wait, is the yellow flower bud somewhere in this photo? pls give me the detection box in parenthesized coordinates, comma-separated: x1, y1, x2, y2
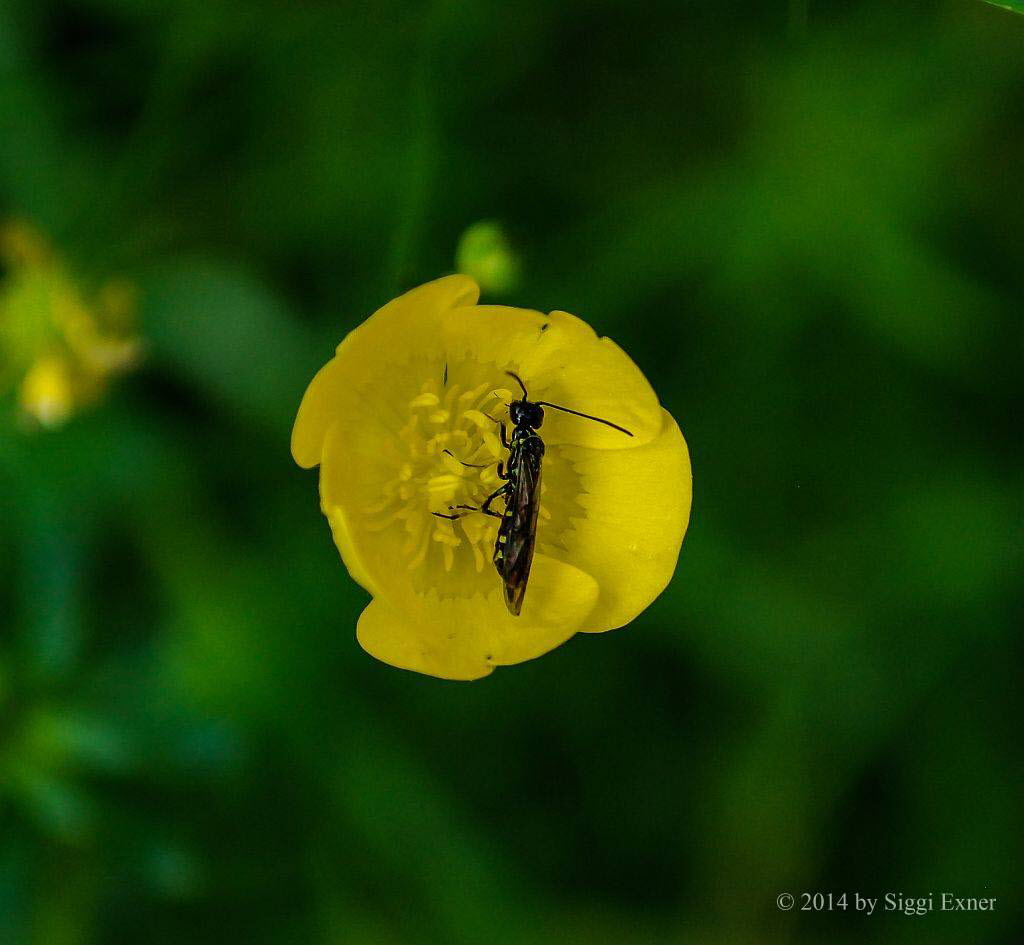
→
(455, 221, 521, 295)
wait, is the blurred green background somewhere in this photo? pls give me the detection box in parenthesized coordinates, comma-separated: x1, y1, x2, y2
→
(1, 1, 1021, 943)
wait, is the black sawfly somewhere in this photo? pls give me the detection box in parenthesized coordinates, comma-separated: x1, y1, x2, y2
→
(435, 371, 632, 615)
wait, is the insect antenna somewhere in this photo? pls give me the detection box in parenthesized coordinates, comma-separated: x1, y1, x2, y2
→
(504, 369, 632, 435)
(505, 370, 529, 398)
(533, 401, 633, 436)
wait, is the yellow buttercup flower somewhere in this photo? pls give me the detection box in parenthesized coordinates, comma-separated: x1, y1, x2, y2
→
(292, 276, 691, 680)
(0, 221, 140, 429)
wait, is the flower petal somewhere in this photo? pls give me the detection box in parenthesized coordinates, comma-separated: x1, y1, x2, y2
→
(317, 415, 407, 597)
(440, 305, 662, 448)
(291, 275, 480, 468)
(557, 408, 691, 633)
(322, 496, 381, 598)
(355, 552, 599, 680)
(291, 357, 346, 468)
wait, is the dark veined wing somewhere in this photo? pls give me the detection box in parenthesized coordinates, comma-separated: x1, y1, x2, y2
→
(499, 443, 543, 616)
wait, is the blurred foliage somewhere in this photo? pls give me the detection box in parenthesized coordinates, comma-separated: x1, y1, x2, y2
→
(1, 1, 1022, 944)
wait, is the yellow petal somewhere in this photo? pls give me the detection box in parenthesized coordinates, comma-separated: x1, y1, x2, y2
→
(291, 275, 480, 468)
(317, 415, 406, 597)
(323, 498, 382, 598)
(291, 356, 346, 468)
(440, 305, 662, 448)
(355, 552, 599, 680)
(557, 408, 691, 633)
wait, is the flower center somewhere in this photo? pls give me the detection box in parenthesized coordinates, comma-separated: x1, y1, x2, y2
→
(359, 363, 579, 594)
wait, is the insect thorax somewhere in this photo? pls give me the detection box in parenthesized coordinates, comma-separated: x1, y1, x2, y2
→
(510, 427, 545, 453)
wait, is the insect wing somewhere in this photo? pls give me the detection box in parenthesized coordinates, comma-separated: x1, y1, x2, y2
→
(500, 445, 542, 615)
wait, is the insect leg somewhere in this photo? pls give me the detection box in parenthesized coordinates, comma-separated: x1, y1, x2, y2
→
(479, 484, 509, 518)
(442, 448, 492, 469)
(433, 504, 484, 521)
(482, 413, 512, 449)
(433, 506, 502, 521)
(432, 484, 507, 522)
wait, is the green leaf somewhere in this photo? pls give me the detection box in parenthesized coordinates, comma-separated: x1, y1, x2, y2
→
(140, 260, 319, 434)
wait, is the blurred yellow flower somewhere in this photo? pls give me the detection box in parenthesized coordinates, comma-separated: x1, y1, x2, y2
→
(0, 221, 140, 429)
(292, 276, 691, 680)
